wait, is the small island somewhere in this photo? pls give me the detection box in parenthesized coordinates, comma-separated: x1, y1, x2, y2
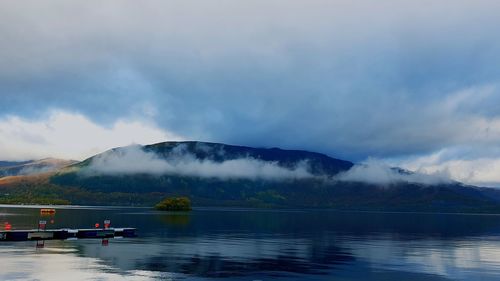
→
(155, 196, 192, 211)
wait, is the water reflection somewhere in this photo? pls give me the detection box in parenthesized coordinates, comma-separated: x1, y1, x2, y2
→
(2, 206, 500, 280)
(132, 237, 353, 278)
(157, 213, 191, 226)
(0, 244, 182, 281)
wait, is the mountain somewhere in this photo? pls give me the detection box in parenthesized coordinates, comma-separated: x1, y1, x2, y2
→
(41, 141, 500, 212)
(0, 158, 77, 177)
(74, 141, 354, 175)
(0, 161, 31, 167)
(1, 141, 500, 212)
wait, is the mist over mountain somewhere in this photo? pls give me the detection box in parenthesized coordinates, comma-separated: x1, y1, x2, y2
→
(37, 141, 500, 212)
(76, 142, 353, 180)
(0, 158, 77, 177)
(1, 141, 499, 212)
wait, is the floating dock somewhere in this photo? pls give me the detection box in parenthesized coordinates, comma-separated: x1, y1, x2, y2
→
(0, 228, 137, 241)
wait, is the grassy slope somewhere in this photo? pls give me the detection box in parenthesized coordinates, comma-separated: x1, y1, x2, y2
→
(50, 170, 500, 212)
(0, 173, 163, 206)
(2, 171, 500, 213)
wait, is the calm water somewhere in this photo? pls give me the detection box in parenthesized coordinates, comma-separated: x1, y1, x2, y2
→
(2, 205, 500, 280)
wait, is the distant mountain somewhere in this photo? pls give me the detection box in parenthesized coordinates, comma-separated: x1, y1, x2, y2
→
(0, 158, 77, 177)
(0, 161, 31, 168)
(44, 141, 500, 212)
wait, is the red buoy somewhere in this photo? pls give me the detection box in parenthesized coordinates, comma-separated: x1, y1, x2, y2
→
(94, 223, 100, 228)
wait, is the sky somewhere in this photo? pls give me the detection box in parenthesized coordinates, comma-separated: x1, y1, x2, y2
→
(1, 0, 500, 186)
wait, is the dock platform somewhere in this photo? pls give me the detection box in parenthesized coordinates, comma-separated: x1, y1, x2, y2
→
(0, 228, 137, 241)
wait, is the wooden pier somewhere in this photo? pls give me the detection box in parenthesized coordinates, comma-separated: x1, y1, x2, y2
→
(0, 228, 137, 241)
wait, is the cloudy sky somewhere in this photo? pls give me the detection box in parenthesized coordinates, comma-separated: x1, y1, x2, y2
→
(1, 0, 500, 186)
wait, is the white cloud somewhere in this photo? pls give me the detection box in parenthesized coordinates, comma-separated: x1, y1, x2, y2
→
(0, 110, 181, 161)
(1, 0, 500, 163)
(336, 159, 450, 185)
(82, 145, 315, 180)
(394, 149, 500, 187)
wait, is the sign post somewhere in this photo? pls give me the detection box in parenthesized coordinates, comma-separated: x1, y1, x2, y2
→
(38, 220, 47, 231)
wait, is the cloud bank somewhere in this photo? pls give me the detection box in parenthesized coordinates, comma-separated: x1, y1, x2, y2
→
(2, 1, 500, 185)
(393, 148, 500, 188)
(0, 111, 180, 161)
(335, 159, 451, 186)
(2, 1, 500, 161)
(82, 145, 315, 180)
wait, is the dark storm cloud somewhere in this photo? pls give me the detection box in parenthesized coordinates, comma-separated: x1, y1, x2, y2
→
(2, 0, 500, 162)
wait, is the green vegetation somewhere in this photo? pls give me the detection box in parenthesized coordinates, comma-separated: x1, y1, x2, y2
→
(49, 170, 500, 212)
(5, 172, 500, 213)
(0, 196, 70, 205)
(0, 174, 167, 206)
(2, 171, 500, 214)
(155, 197, 192, 211)
(246, 190, 287, 208)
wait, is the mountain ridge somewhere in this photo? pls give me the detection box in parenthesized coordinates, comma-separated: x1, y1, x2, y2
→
(48, 141, 500, 212)
(0, 158, 77, 178)
(2, 141, 500, 213)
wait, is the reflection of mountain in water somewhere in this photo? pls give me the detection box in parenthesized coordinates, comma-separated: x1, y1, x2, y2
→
(134, 238, 354, 278)
(74, 235, 355, 278)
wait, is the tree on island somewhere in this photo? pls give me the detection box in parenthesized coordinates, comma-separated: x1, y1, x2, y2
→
(155, 196, 192, 211)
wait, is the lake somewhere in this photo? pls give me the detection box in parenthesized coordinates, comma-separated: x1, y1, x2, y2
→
(1, 205, 500, 280)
